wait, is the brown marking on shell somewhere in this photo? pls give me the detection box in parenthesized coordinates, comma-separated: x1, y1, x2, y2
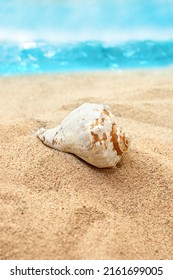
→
(52, 139, 57, 146)
(110, 123, 123, 156)
(103, 108, 110, 116)
(100, 118, 105, 126)
(90, 131, 108, 149)
(120, 133, 128, 150)
(102, 132, 107, 141)
(91, 117, 105, 129)
(125, 137, 129, 147)
(90, 118, 99, 129)
(119, 127, 128, 151)
(102, 132, 108, 149)
(43, 136, 45, 142)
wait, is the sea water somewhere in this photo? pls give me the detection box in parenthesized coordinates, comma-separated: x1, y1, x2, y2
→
(0, 0, 173, 75)
(0, 40, 173, 75)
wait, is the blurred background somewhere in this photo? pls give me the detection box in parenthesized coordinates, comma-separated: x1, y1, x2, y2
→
(0, 0, 173, 74)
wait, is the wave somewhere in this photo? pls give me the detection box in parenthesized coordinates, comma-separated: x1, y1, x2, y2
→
(1, 28, 173, 43)
(0, 40, 173, 75)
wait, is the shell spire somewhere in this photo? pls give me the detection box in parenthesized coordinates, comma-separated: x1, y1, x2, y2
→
(36, 103, 129, 168)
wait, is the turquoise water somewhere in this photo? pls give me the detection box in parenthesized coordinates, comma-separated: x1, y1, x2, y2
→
(1, 40, 173, 75)
(0, 0, 173, 75)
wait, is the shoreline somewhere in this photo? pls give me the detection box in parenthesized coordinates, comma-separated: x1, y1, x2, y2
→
(1, 65, 173, 77)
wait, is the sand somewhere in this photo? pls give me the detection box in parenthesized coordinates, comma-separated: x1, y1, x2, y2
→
(0, 69, 173, 260)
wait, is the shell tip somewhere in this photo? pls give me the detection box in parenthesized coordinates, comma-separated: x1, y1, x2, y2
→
(35, 127, 46, 139)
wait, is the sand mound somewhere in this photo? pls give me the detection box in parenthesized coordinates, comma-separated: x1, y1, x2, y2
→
(0, 70, 173, 259)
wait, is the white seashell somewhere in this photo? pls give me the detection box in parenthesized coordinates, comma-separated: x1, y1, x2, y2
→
(36, 103, 129, 168)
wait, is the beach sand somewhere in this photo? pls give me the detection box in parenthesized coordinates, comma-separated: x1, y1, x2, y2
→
(0, 69, 173, 260)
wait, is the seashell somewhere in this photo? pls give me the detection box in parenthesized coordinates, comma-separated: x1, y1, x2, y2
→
(36, 103, 129, 168)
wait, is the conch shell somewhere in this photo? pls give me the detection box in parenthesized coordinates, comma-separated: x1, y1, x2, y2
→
(36, 103, 129, 168)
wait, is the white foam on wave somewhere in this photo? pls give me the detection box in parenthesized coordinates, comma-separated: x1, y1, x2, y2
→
(1, 27, 173, 44)
(44, 51, 56, 58)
